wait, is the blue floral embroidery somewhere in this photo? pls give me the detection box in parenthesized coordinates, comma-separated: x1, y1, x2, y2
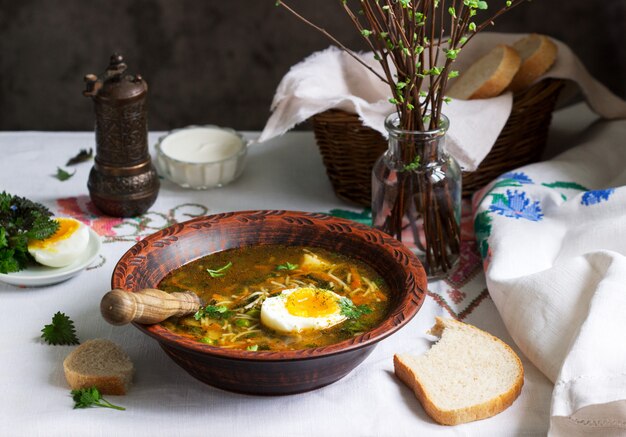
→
(500, 172, 534, 185)
(581, 189, 614, 206)
(489, 190, 544, 221)
(475, 177, 543, 261)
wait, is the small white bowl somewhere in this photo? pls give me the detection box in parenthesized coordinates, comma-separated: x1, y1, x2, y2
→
(155, 125, 248, 189)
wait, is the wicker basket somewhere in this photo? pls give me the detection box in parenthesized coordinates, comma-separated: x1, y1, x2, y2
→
(312, 79, 564, 205)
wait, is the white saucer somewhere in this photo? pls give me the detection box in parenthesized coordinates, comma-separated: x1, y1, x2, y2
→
(0, 228, 102, 287)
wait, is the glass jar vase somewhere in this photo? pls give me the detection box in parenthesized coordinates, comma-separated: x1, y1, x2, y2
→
(372, 113, 462, 279)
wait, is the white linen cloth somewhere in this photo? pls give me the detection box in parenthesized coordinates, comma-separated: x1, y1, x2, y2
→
(473, 119, 626, 436)
(0, 130, 555, 436)
(260, 32, 626, 171)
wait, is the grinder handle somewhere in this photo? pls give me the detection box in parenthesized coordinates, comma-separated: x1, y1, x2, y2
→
(100, 288, 202, 326)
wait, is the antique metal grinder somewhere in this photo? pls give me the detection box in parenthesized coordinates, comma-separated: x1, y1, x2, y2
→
(83, 54, 159, 217)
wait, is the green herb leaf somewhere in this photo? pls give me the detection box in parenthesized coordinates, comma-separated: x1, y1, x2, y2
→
(339, 297, 373, 320)
(54, 167, 76, 182)
(246, 344, 259, 351)
(235, 318, 251, 327)
(194, 305, 233, 321)
(41, 312, 79, 345)
(276, 262, 298, 271)
(341, 319, 368, 336)
(0, 248, 20, 273)
(66, 148, 93, 166)
(0, 227, 7, 249)
(71, 387, 125, 411)
(245, 308, 261, 318)
(206, 261, 232, 278)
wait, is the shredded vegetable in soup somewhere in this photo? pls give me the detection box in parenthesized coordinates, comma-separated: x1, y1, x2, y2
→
(159, 245, 390, 351)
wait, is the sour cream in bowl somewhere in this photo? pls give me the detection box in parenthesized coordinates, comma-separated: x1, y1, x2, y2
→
(155, 125, 248, 189)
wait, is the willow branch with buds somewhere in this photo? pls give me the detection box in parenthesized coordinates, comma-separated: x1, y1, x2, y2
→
(276, 0, 527, 130)
(276, 0, 528, 276)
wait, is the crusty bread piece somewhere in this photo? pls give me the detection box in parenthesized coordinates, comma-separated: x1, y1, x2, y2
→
(508, 34, 558, 93)
(446, 45, 521, 100)
(394, 317, 524, 426)
(63, 339, 134, 395)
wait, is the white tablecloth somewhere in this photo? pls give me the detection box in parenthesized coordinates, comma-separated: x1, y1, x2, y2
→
(0, 106, 594, 436)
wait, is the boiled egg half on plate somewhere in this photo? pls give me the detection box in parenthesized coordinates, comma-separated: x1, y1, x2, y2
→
(28, 217, 90, 268)
(260, 287, 348, 333)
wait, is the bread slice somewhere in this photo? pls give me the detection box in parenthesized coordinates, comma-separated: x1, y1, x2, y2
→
(63, 339, 134, 395)
(509, 34, 558, 93)
(394, 317, 523, 425)
(446, 45, 521, 100)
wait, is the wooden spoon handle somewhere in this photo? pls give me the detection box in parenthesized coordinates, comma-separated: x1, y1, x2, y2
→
(100, 288, 202, 326)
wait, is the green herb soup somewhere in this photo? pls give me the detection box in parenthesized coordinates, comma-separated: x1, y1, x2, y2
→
(159, 245, 390, 351)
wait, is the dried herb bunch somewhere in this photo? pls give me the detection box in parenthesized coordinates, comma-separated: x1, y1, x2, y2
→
(277, 0, 526, 275)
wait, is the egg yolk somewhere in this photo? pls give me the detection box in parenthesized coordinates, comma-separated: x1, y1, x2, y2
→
(28, 218, 80, 249)
(285, 288, 339, 318)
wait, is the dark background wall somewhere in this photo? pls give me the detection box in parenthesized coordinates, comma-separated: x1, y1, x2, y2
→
(0, 0, 624, 131)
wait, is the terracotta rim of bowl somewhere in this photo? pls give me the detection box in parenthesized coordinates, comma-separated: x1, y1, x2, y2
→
(111, 210, 427, 361)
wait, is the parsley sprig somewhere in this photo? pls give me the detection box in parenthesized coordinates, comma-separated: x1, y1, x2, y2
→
(341, 320, 368, 336)
(339, 298, 373, 320)
(194, 305, 233, 321)
(206, 261, 232, 278)
(71, 387, 125, 411)
(276, 262, 298, 271)
(41, 312, 79, 345)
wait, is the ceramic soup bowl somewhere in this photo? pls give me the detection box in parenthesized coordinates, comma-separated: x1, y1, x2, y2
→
(111, 210, 426, 395)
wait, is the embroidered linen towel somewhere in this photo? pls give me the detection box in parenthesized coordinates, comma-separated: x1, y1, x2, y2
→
(474, 119, 626, 436)
(260, 32, 626, 171)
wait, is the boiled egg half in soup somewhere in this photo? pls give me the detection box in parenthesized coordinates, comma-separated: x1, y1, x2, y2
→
(260, 287, 348, 333)
(28, 217, 89, 268)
